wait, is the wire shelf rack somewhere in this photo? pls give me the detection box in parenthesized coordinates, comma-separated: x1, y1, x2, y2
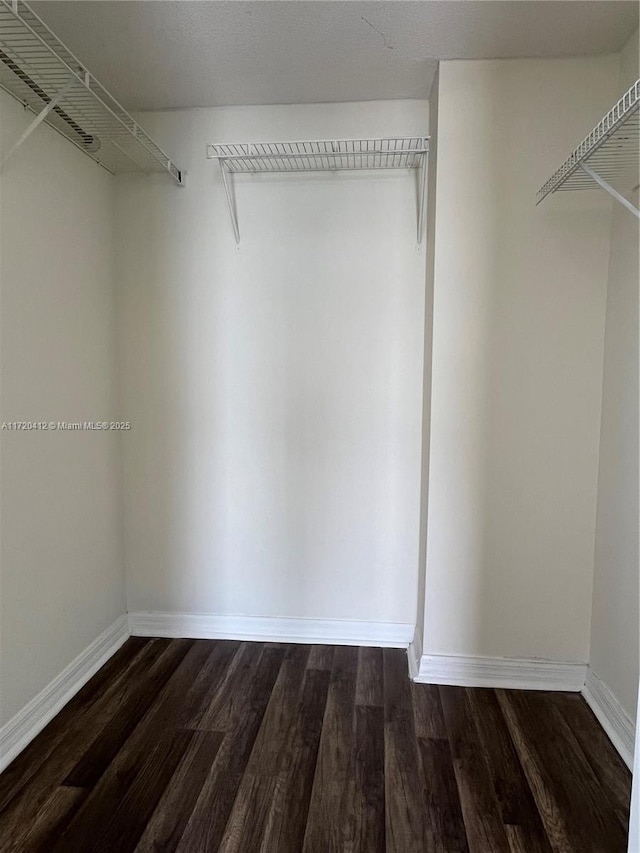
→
(0, 0, 183, 183)
(537, 80, 639, 217)
(207, 137, 430, 244)
(207, 137, 428, 173)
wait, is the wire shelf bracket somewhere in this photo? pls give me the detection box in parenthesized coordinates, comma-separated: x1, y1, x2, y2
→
(0, 0, 184, 183)
(1, 73, 75, 167)
(207, 137, 430, 245)
(537, 80, 639, 219)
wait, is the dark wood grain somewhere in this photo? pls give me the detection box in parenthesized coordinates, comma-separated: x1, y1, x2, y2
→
(63, 639, 194, 787)
(0, 638, 170, 851)
(383, 647, 429, 853)
(80, 730, 194, 853)
(191, 641, 264, 732)
(0, 636, 151, 816)
(212, 645, 311, 853)
(19, 786, 86, 853)
(0, 636, 149, 813)
(532, 690, 623, 849)
(175, 640, 241, 730)
(412, 682, 446, 739)
(302, 645, 359, 853)
(497, 689, 629, 852)
(134, 731, 224, 853)
(497, 688, 578, 853)
(175, 645, 286, 853)
(549, 691, 631, 826)
(258, 666, 331, 853)
(48, 641, 222, 851)
(439, 686, 512, 853)
(218, 773, 282, 853)
(0, 638, 631, 853)
(244, 644, 311, 776)
(417, 737, 469, 853)
(466, 688, 552, 852)
(350, 704, 385, 852)
(306, 645, 334, 671)
(355, 646, 384, 707)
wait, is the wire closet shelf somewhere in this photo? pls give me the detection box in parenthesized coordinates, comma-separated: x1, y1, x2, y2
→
(207, 137, 430, 244)
(207, 137, 429, 172)
(0, 0, 183, 182)
(537, 79, 639, 218)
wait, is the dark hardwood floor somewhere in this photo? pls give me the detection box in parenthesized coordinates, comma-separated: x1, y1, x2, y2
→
(0, 638, 631, 852)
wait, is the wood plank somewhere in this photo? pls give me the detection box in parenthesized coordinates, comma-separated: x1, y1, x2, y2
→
(175, 645, 286, 852)
(466, 688, 551, 852)
(218, 774, 282, 853)
(193, 642, 265, 732)
(439, 687, 511, 853)
(179, 640, 242, 730)
(347, 704, 385, 853)
(59, 730, 194, 852)
(42, 640, 234, 851)
(355, 647, 383, 708)
(245, 644, 311, 776)
(63, 639, 194, 787)
(497, 689, 628, 853)
(0, 637, 149, 814)
(0, 639, 174, 851)
(412, 683, 447, 739)
(549, 692, 631, 826)
(383, 647, 430, 853)
(527, 691, 629, 848)
(302, 645, 359, 853)
(143, 639, 239, 734)
(211, 645, 311, 853)
(505, 823, 546, 853)
(16, 785, 86, 852)
(134, 731, 224, 853)
(417, 737, 469, 853)
(307, 645, 334, 671)
(496, 689, 579, 853)
(258, 666, 331, 853)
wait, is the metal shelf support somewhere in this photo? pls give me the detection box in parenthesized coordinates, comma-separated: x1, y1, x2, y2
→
(1, 75, 76, 168)
(417, 149, 429, 244)
(580, 163, 639, 219)
(219, 161, 240, 245)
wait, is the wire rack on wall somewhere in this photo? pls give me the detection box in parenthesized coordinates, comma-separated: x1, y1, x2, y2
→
(537, 79, 639, 218)
(207, 137, 430, 244)
(0, 0, 183, 183)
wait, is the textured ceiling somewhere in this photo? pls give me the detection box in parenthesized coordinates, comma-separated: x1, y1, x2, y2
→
(30, 1, 639, 110)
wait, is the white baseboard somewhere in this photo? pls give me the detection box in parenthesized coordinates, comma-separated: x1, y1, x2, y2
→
(414, 653, 587, 692)
(0, 615, 130, 774)
(582, 667, 635, 770)
(129, 611, 414, 648)
(407, 626, 423, 680)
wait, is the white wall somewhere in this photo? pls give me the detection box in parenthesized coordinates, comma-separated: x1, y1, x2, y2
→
(422, 57, 619, 663)
(116, 100, 428, 627)
(590, 30, 639, 724)
(0, 91, 126, 725)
